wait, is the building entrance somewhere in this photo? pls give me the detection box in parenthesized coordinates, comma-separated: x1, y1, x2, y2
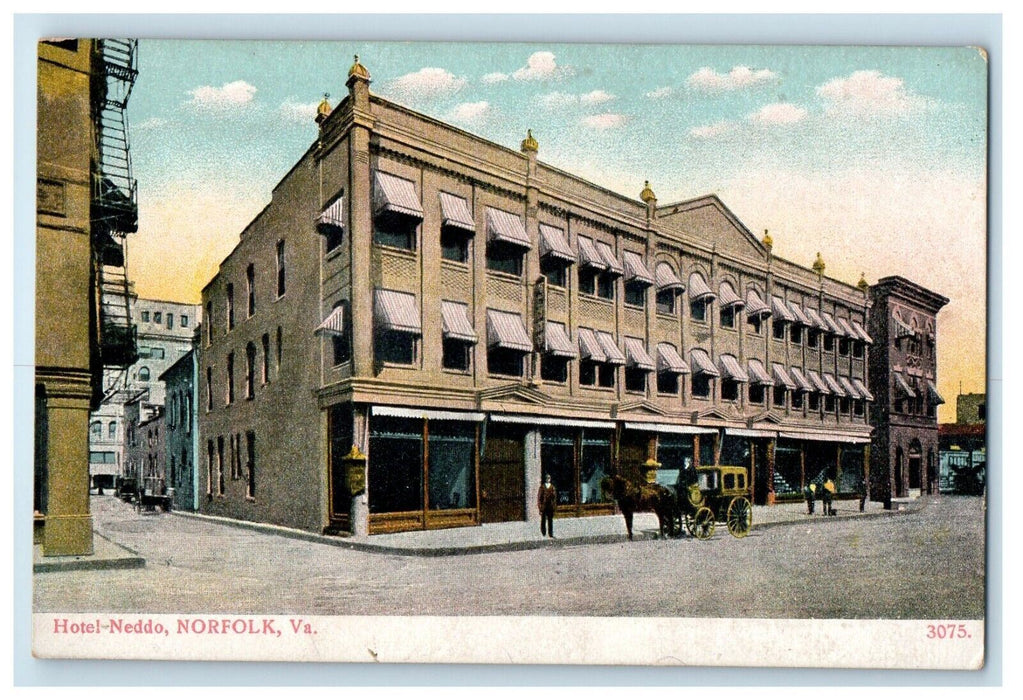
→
(479, 425, 525, 523)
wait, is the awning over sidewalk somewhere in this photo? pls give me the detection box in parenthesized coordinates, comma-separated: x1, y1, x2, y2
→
(492, 414, 615, 429)
(779, 430, 871, 444)
(373, 406, 485, 422)
(624, 422, 717, 435)
(373, 171, 423, 220)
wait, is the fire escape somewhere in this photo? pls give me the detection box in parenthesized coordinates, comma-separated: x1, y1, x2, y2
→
(91, 39, 139, 369)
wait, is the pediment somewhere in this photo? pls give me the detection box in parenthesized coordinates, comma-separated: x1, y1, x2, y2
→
(752, 411, 785, 426)
(477, 382, 550, 407)
(657, 195, 768, 261)
(617, 400, 668, 417)
(697, 406, 732, 422)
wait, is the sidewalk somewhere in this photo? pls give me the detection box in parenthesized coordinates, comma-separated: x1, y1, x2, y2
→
(33, 531, 145, 573)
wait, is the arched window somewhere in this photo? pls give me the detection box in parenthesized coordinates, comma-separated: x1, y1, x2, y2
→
(138, 366, 151, 382)
(108, 421, 116, 439)
(90, 421, 102, 438)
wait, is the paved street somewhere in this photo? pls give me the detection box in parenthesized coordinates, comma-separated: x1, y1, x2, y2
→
(34, 495, 985, 619)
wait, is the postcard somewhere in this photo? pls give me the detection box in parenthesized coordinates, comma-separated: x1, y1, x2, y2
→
(30, 37, 988, 669)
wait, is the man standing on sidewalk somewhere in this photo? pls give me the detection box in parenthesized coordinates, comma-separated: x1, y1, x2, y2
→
(804, 482, 816, 515)
(538, 474, 557, 538)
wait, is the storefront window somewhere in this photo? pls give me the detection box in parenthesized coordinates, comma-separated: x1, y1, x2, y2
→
(720, 435, 750, 467)
(428, 422, 476, 510)
(656, 434, 694, 488)
(368, 417, 423, 513)
(774, 439, 802, 495)
(839, 445, 865, 493)
(541, 429, 576, 506)
(580, 431, 611, 505)
(699, 433, 715, 467)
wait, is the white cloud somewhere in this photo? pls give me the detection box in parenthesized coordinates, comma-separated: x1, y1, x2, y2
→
(686, 66, 777, 92)
(279, 99, 320, 124)
(540, 89, 615, 108)
(186, 80, 257, 110)
(481, 72, 509, 84)
(817, 70, 926, 116)
(448, 101, 491, 125)
(134, 117, 167, 130)
(646, 86, 672, 99)
(580, 89, 615, 105)
(386, 67, 467, 102)
(581, 113, 627, 129)
(748, 102, 807, 125)
(512, 51, 572, 81)
(689, 120, 735, 138)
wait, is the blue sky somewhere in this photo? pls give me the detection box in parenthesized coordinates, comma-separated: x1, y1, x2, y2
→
(125, 40, 988, 412)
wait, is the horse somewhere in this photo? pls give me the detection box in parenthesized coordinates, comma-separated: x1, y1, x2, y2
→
(600, 474, 677, 540)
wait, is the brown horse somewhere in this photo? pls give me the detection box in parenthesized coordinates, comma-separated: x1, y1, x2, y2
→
(601, 474, 677, 540)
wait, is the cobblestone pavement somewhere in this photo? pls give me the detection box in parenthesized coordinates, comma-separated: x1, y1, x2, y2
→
(33, 495, 985, 619)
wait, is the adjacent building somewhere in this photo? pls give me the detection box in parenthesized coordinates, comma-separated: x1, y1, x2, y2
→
(35, 39, 139, 554)
(868, 276, 949, 504)
(939, 391, 986, 495)
(198, 57, 875, 537)
(123, 393, 164, 495)
(160, 349, 200, 511)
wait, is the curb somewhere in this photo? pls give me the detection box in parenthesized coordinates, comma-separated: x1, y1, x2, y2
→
(33, 532, 146, 573)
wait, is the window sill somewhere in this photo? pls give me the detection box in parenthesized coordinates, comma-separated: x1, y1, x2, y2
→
(485, 269, 522, 283)
(579, 384, 616, 393)
(441, 258, 471, 272)
(719, 325, 738, 332)
(374, 243, 419, 257)
(376, 361, 419, 370)
(624, 303, 646, 312)
(325, 246, 345, 262)
(655, 311, 678, 320)
(487, 372, 526, 380)
(442, 367, 472, 376)
(579, 293, 614, 305)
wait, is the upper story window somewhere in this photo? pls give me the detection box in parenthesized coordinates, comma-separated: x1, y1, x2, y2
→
(623, 337, 654, 394)
(485, 309, 532, 377)
(246, 264, 255, 317)
(205, 302, 213, 346)
(276, 240, 286, 298)
(261, 333, 270, 383)
(138, 366, 150, 382)
(688, 272, 715, 323)
(245, 343, 256, 400)
(441, 300, 477, 372)
(538, 224, 575, 289)
(206, 367, 213, 412)
(373, 171, 423, 251)
(181, 315, 189, 328)
(577, 328, 623, 388)
(718, 354, 748, 402)
(317, 192, 345, 254)
(540, 321, 575, 383)
(167, 313, 174, 330)
(226, 352, 235, 405)
(485, 207, 530, 277)
(90, 421, 102, 439)
(141, 311, 150, 323)
(718, 282, 743, 329)
(153, 311, 162, 324)
(622, 251, 654, 309)
(745, 288, 770, 334)
(654, 262, 684, 315)
(226, 283, 235, 331)
(771, 296, 794, 340)
(577, 236, 619, 300)
(374, 289, 421, 366)
(439, 192, 475, 264)
(316, 302, 350, 367)
(689, 348, 718, 399)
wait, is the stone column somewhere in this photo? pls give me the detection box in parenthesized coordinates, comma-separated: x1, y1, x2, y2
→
(40, 379, 94, 556)
(350, 404, 370, 536)
(523, 429, 542, 523)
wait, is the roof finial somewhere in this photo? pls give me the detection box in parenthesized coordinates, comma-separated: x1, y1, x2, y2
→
(812, 251, 826, 275)
(762, 228, 773, 250)
(520, 128, 538, 153)
(857, 272, 869, 291)
(348, 54, 370, 80)
(315, 92, 332, 124)
(640, 180, 656, 203)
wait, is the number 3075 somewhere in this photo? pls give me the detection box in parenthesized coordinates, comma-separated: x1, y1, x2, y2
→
(926, 624, 971, 639)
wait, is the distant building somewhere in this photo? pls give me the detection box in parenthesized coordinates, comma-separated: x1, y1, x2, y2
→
(939, 391, 986, 495)
(955, 392, 986, 425)
(160, 349, 200, 511)
(123, 394, 165, 496)
(868, 276, 949, 504)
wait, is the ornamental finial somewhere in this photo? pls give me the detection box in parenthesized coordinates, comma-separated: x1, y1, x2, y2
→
(812, 251, 826, 275)
(520, 128, 539, 153)
(640, 180, 656, 203)
(762, 229, 773, 250)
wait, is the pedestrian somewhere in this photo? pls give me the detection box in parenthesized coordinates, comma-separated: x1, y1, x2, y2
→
(804, 482, 816, 515)
(822, 478, 836, 516)
(537, 473, 557, 538)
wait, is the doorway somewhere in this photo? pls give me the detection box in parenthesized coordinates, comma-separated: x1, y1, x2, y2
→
(478, 424, 525, 523)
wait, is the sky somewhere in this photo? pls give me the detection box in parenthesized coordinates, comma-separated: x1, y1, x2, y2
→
(124, 40, 988, 422)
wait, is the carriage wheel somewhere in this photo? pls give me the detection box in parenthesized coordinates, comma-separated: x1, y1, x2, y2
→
(726, 497, 752, 538)
(689, 506, 715, 540)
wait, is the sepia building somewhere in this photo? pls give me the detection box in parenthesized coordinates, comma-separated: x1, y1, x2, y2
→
(868, 276, 949, 504)
(198, 57, 875, 536)
(160, 348, 200, 511)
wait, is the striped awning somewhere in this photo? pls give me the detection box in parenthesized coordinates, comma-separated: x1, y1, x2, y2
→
(544, 321, 577, 358)
(596, 331, 626, 365)
(851, 319, 873, 344)
(788, 301, 812, 326)
(927, 380, 945, 405)
(486, 207, 531, 249)
(623, 337, 655, 371)
(689, 348, 720, 377)
(820, 311, 845, 336)
(656, 343, 689, 374)
(789, 367, 813, 392)
(624, 421, 716, 435)
(852, 378, 874, 401)
(622, 251, 655, 286)
(655, 262, 684, 291)
(315, 305, 345, 336)
(577, 236, 607, 270)
(836, 317, 858, 339)
(745, 289, 772, 317)
(772, 363, 796, 389)
(373, 171, 423, 220)
(893, 372, 916, 398)
(577, 328, 606, 362)
(596, 241, 624, 276)
(822, 373, 846, 396)
(374, 289, 421, 334)
(373, 406, 485, 422)
(316, 196, 344, 233)
(718, 354, 749, 382)
(718, 282, 744, 308)
(538, 224, 575, 263)
(441, 301, 478, 343)
(439, 192, 475, 233)
(747, 358, 773, 385)
(779, 430, 871, 444)
(893, 314, 915, 339)
(486, 309, 532, 352)
(771, 296, 795, 322)
(803, 306, 827, 330)
(838, 376, 860, 399)
(688, 273, 715, 301)
(806, 369, 830, 394)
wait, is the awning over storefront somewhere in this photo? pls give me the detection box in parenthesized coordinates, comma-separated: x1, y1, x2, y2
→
(894, 372, 916, 398)
(851, 319, 874, 344)
(688, 273, 715, 301)
(577, 236, 606, 270)
(803, 306, 827, 330)
(622, 250, 655, 285)
(485, 207, 531, 249)
(806, 369, 830, 394)
(718, 354, 749, 382)
(789, 366, 813, 392)
(596, 241, 624, 276)
(374, 289, 421, 334)
(727, 427, 778, 438)
(624, 421, 717, 435)
(718, 281, 744, 308)
(441, 301, 478, 343)
(746, 288, 772, 317)
(772, 296, 795, 322)
(493, 414, 615, 429)
(486, 309, 532, 351)
(373, 171, 423, 220)
(690, 348, 720, 377)
(779, 430, 871, 444)
(838, 376, 860, 399)
(772, 363, 796, 389)
(538, 223, 575, 263)
(373, 405, 485, 422)
(577, 328, 605, 362)
(820, 311, 845, 336)
(439, 192, 475, 233)
(623, 337, 655, 371)
(544, 321, 577, 358)
(852, 378, 874, 401)
(655, 262, 685, 291)
(927, 380, 946, 405)
(747, 358, 773, 385)
(595, 331, 626, 365)
(788, 301, 812, 326)
(316, 196, 344, 233)
(656, 343, 690, 374)
(315, 305, 345, 336)
(822, 373, 846, 396)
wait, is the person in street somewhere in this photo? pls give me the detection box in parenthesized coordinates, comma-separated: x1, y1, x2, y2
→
(537, 473, 557, 538)
(822, 478, 836, 516)
(804, 482, 816, 515)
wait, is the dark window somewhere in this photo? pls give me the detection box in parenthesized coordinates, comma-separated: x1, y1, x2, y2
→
(823, 334, 835, 352)
(226, 284, 235, 330)
(167, 314, 174, 330)
(624, 282, 647, 308)
(138, 366, 150, 382)
(722, 379, 740, 402)
(541, 430, 576, 507)
(487, 347, 524, 377)
(442, 338, 471, 372)
(809, 393, 820, 411)
(540, 258, 567, 288)
(852, 341, 864, 358)
(806, 328, 819, 348)
(580, 432, 612, 505)
(894, 398, 905, 413)
(854, 400, 865, 417)
(261, 333, 270, 383)
(205, 302, 213, 345)
(246, 264, 255, 317)
(540, 355, 569, 383)
(580, 361, 597, 387)
(375, 330, 416, 365)
(332, 302, 351, 366)
(441, 227, 469, 263)
(720, 305, 736, 329)
(596, 274, 615, 300)
(792, 391, 804, 409)
(838, 337, 850, 356)
(840, 397, 850, 414)
(325, 226, 344, 254)
(580, 362, 615, 388)
(368, 417, 424, 513)
(749, 383, 766, 404)
(657, 372, 679, 395)
(692, 374, 712, 398)
(690, 298, 708, 322)
(789, 324, 802, 344)
(245, 343, 256, 399)
(656, 289, 676, 315)
(579, 268, 598, 296)
(276, 326, 283, 373)
(206, 440, 214, 496)
(141, 311, 150, 323)
(226, 353, 235, 404)
(598, 364, 616, 388)
(181, 315, 189, 327)
(486, 241, 523, 276)
(216, 436, 225, 496)
(246, 431, 256, 499)
(276, 240, 286, 297)
(206, 367, 213, 412)
(979, 403, 986, 421)
(374, 212, 418, 251)
(428, 422, 476, 511)
(773, 385, 787, 408)
(825, 395, 836, 413)
(773, 319, 786, 340)
(154, 312, 162, 324)
(747, 315, 762, 335)
(625, 368, 647, 393)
